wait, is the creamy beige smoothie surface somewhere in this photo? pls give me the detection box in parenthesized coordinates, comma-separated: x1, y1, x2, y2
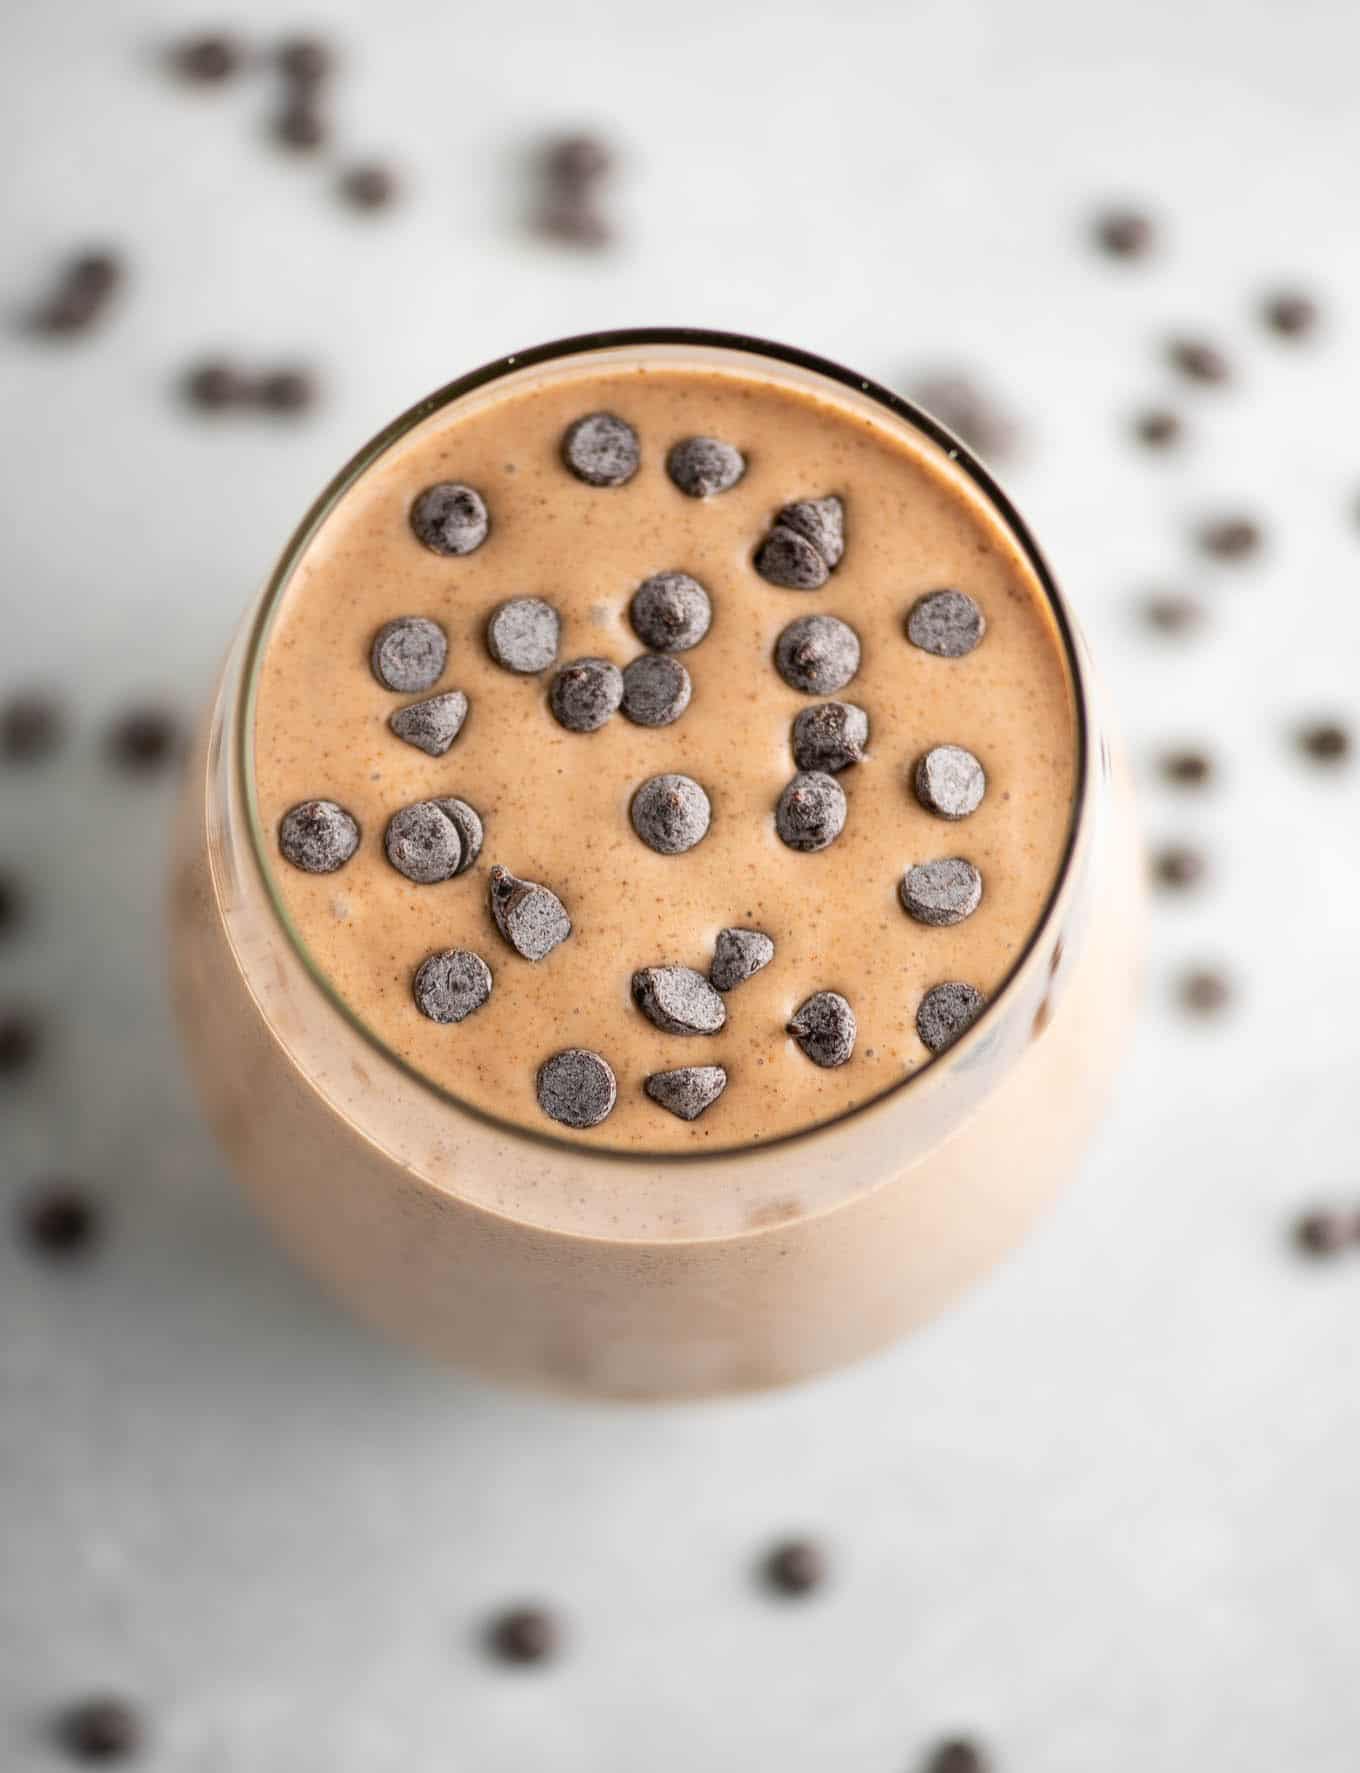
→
(253, 359, 1078, 1153)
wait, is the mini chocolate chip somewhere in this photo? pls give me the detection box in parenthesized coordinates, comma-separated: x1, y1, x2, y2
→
(1140, 592, 1204, 635)
(412, 949, 492, 1024)
(1199, 515, 1262, 560)
(1179, 968, 1231, 1015)
(254, 367, 317, 414)
(489, 865, 571, 961)
(340, 163, 398, 210)
(370, 616, 448, 693)
(21, 1183, 100, 1259)
(1151, 844, 1206, 890)
(666, 436, 746, 498)
(537, 195, 611, 248)
(487, 598, 560, 673)
(53, 1696, 143, 1762)
(914, 745, 986, 819)
(537, 1050, 616, 1128)
(0, 872, 22, 937)
(279, 800, 359, 874)
(755, 495, 845, 588)
(1160, 748, 1213, 787)
(630, 773, 711, 853)
(791, 701, 867, 773)
(645, 1064, 728, 1120)
(710, 927, 774, 992)
(170, 33, 245, 82)
(622, 654, 691, 727)
(1263, 291, 1318, 338)
(562, 412, 639, 487)
(385, 802, 462, 885)
(901, 857, 983, 926)
(68, 253, 122, 298)
(545, 134, 612, 183)
(273, 99, 327, 150)
(277, 36, 333, 84)
(435, 798, 483, 874)
(487, 1605, 562, 1664)
(774, 614, 860, 695)
(788, 991, 856, 1068)
(926, 1738, 991, 1773)
(1, 692, 64, 762)
(410, 482, 489, 557)
(908, 371, 1021, 462)
(182, 359, 249, 410)
(629, 572, 712, 652)
(389, 691, 468, 757)
(764, 1538, 827, 1596)
(907, 589, 986, 659)
(1168, 337, 1230, 385)
(549, 657, 623, 731)
(106, 708, 180, 773)
(1297, 720, 1351, 765)
(916, 981, 987, 1053)
(0, 1010, 41, 1075)
(1094, 207, 1154, 257)
(632, 965, 726, 1035)
(1294, 1210, 1354, 1257)
(32, 284, 104, 336)
(775, 771, 847, 852)
(1134, 408, 1182, 448)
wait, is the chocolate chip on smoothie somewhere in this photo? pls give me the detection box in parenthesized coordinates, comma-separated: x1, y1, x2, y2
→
(20, 1182, 101, 1260)
(914, 745, 986, 819)
(53, 1695, 144, 1762)
(0, 1009, 42, 1075)
(788, 991, 856, 1068)
(755, 495, 845, 589)
(486, 597, 561, 673)
(764, 1538, 828, 1596)
(1297, 719, 1351, 765)
(645, 1064, 728, 1120)
(666, 436, 746, 498)
(901, 857, 983, 926)
(791, 701, 867, 773)
(562, 412, 640, 487)
(926, 1738, 991, 1773)
(279, 800, 359, 874)
(1134, 408, 1182, 448)
(489, 865, 571, 961)
(409, 483, 490, 557)
(629, 572, 712, 652)
(907, 589, 986, 658)
(1, 691, 65, 762)
(1198, 515, 1262, 561)
(389, 690, 468, 757)
(412, 949, 492, 1024)
(384, 801, 462, 885)
(549, 657, 624, 731)
(435, 798, 483, 874)
(776, 771, 847, 852)
(370, 616, 448, 693)
(1168, 337, 1230, 385)
(916, 981, 987, 1053)
(1263, 291, 1319, 339)
(711, 927, 774, 992)
(630, 773, 711, 853)
(169, 32, 246, 82)
(487, 1604, 562, 1664)
(774, 614, 860, 695)
(632, 965, 727, 1035)
(1093, 206, 1155, 257)
(536, 1049, 617, 1128)
(622, 654, 691, 727)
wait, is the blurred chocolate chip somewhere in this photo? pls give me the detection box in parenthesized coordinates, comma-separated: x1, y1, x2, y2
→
(412, 949, 492, 1025)
(630, 572, 712, 652)
(20, 1184, 100, 1260)
(1159, 748, 1213, 787)
(435, 798, 483, 875)
(549, 657, 624, 732)
(774, 615, 860, 695)
(486, 598, 560, 673)
(788, 991, 856, 1068)
(1093, 206, 1154, 257)
(1297, 720, 1351, 765)
(0, 1010, 41, 1075)
(169, 33, 245, 82)
(1168, 337, 1230, 385)
(907, 588, 986, 658)
(901, 857, 983, 926)
(254, 367, 317, 414)
(279, 800, 360, 874)
(914, 745, 986, 819)
(385, 802, 463, 885)
(776, 770, 847, 852)
(1198, 515, 1262, 560)
(487, 1605, 562, 1665)
(537, 1050, 616, 1129)
(1178, 968, 1232, 1015)
(0, 871, 21, 937)
(926, 1738, 991, 1773)
(1151, 844, 1206, 890)
(562, 412, 639, 486)
(1140, 592, 1204, 636)
(1294, 1209, 1354, 1258)
(666, 436, 746, 498)
(371, 616, 448, 692)
(2, 692, 64, 762)
(410, 482, 489, 558)
(631, 773, 711, 853)
(1134, 408, 1182, 448)
(907, 372, 1020, 461)
(537, 194, 611, 248)
(621, 654, 691, 727)
(1263, 291, 1318, 339)
(340, 162, 399, 210)
(277, 35, 333, 85)
(389, 691, 468, 757)
(105, 707, 181, 774)
(53, 1696, 143, 1762)
(182, 358, 250, 410)
(764, 1538, 828, 1596)
(632, 965, 726, 1035)
(711, 927, 774, 992)
(489, 865, 571, 961)
(273, 99, 327, 151)
(28, 249, 124, 337)
(644, 1064, 728, 1121)
(545, 134, 612, 185)
(791, 701, 867, 773)
(68, 253, 123, 299)
(917, 981, 987, 1054)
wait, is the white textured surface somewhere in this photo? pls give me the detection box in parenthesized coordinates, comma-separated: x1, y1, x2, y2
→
(4, 1, 1360, 1767)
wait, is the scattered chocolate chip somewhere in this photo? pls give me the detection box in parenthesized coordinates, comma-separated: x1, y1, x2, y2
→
(901, 857, 983, 926)
(1178, 968, 1231, 1015)
(1199, 515, 1262, 560)
(1160, 747, 1213, 788)
(340, 162, 398, 211)
(28, 250, 124, 336)
(53, 1696, 143, 1762)
(907, 588, 986, 659)
(545, 134, 612, 184)
(926, 1738, 991, 1773)
(273, 99, 327, 151)
(629, 572, 712, 652)
(562, 412, 640, 487)
(20, 1183, 100, 1259)
(486, 597, 560, 673)
(277, 35, 333, 84)
(907, 372, 1020, 462)
(788, 991, 856, 1068)
(389, 691, 468, 757)
(489, 866, 571, 961)
(278, 800, 359, 874)
(632, 965, 726, 1035)
(537, 194, 611, 248)
(1134, 408, 1182, 448)
(645, 1064, 728, 1120)
(409, 482, 490, 557)
(774, 614, 860, 695)
(791, 701, 867, 773)
(370, 616, 448, 693)
(0, 872, 22, 937)
(385, 802, 463, 885)
(1263, 291, 1318, 339)
(1151, 844, 1206, 890)
(775, 771, 847, 852)
(435, 798, 483, 874)
(412, 949, 492, 1024)
(182, 359, 250, 410)
(916, 982, 987, 1054)
(764, 1538, 827, 1596)
(549, 657, 624, 732)
(487, 1605, 562, 1665)
(710, 927, 774, 992)
(1297, 720, 1351, 765)
(254, 367, 317, 414)
(666, 436, 746, 498)
(68, 253, 122, 299)
(1, 692, 64, 762)
(1140, 592, 1204, 635)
(537, 1050, 617, 1129)
(1094, 207, 1154, 258)
(169, 33, 245, 82)
(630, 773, 711, 854)
(914, 745, 986, 819)
(622, 654, 691, 727)
(754, 495, 844, 588)
(1168, 337, 1230, 385)
(0, 1010, 41, 1075)
(1294, 1209, 1354, 1258)
(105, 707, 180, 773)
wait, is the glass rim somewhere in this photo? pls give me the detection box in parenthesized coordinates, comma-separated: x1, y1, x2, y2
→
(236, 325, 1092, 1168)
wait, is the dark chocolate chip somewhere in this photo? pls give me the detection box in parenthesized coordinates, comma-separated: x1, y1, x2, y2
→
(775, 771, 847, 852)
(53, 1696, 143, 1762)
(629, 572, 712, 652)
(549, 657, 623, 731)
(68, 253, 123, 299)
(1140, 592, 1204, 635)
(791, 701, 867, 773)
(273, 99, 327, 150)
(926, 1738, 991, 1773)
(254, 367, 317, 414)
(1151, 844, 1206, 890)
(1168, 337, 1230, 384)
(536, 1050, 617, 1128)
(916, 981, 987, 1053)
(435, 798, 483, 874)
(489, 865, 571, 960)
(1199, 515, 1262, 560)
(487, 1605, 562, 1665)
(1134, 408, 1182, 448)
(914, 745, 986, 819)
(32, 284, 104, 336)
(781, 496, 844, 568)
(1297, 720, 1351, 765)
(0, 871, 21, 937)
(764, 1538, 828, 1596)
(907, 372, 1021, 462)
(774, 614, 860, 695)
(622, 654, 691, 727)
(20, 1183, 100, 1259)
(632, 965, 726, 1035)
(1, 692, 64, 762)
(169, 33, 245, 82)
(644, 1064, 728, 1120)
(901, 857, 983, 926)
(277, 36, 333, 84)
(385, 802, 462, 885)
(537, 195, 611, 248)
(370, 616, 448, 693)
(1294, 1210, 1354, 1258)
(278, 800, 359, 874)
(486, 598, 560, 673)
(907, 589, 986, 659)
(545, 134, 612, 184)
(1160, 748, 1213, 787)
(1263, 291, 1318, 339)
(755, 495, 845, 588)
(0, 1009, 41, 1074)
(182, 359, 250, 410)
(1178, 968, 1231, 1015)
(412, 949, 492, 1024)
(1094, 207, 1154, 257)
(710, 927, 774, 992)
(666, 436, 746, 498)
(340, 163, 398, 210)
(410, 482, 489, 557)
(788, 991, 856, 1068)
(389, 691, 468, 757)
(630, 773, 711, 853)
(105, 708, 180, 773)
(562, 412, 640, 487)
